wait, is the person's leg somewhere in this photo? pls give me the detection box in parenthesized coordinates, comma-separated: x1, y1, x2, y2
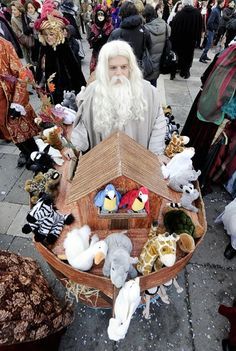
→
(200, 30, 214, 62)
(15, 137, 38, 167)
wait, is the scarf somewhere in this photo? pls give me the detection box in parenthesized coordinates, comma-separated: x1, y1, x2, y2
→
(197, 44, 236, 125)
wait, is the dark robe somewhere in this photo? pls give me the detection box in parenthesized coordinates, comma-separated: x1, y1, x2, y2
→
(36, 41, 86, 105)
(0, 14, 23, 58)
(170, 6, 202, 74)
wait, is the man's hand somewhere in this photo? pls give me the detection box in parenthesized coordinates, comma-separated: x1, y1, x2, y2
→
(63, 147, 77, 161)
(8, 107, 21, 119)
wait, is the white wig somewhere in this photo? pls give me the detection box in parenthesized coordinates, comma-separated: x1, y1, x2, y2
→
(93, 40, 147, 137)
(96, 40, 143, 84)
(182, 0, 193, 6)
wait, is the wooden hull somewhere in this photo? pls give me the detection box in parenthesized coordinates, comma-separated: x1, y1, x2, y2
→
(33, 137, 207, 308)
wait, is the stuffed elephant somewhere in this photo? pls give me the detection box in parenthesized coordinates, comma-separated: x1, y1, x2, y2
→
(103, 232, 138, 288)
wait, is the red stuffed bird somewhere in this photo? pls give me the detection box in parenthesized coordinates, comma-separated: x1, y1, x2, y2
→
(119, 186, 150, 214)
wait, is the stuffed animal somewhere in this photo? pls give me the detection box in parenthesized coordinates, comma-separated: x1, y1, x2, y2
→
(103, 232, 138, 288)
(22, 194, 74, 245)
(164, 132, 190, 158)
(24, 168, 61, 205)
(119, 186, 150, 214)
(42, 126, 64, 150)
(61, 90, 78, 111)
(29, 144, 55, 174)
(168, 169, 201, 192)
(161, 148, 195, 179)
(54, 104, 77, 125)
(63, 226, 108, 271)
(163, 105, 180, 144)
(167, 184, 199, 213)
(163, 209, 196, 252)
(215, 198, 236, 259)
(137, 232, 179, 276)
(107, 277, 141, 341)
(29, 139, 64, 174)
(94, 184, 121, 213)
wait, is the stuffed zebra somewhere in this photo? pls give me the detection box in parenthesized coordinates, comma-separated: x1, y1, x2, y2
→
(22, 194, 74, 244)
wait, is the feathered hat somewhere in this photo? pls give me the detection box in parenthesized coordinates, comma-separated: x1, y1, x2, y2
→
(35, 0, 69, 49)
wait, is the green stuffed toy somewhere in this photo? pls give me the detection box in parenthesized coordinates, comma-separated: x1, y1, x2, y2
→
(163, 209, 196, 253)
(24, 168, 61, 205)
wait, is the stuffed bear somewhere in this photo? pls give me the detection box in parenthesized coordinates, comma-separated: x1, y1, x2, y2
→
(164, 132, 190, 158)
(25, 168, 61, 205)
(42, 126, 64, 150)
(22, 194, 74, 245)
(168, 169, 201, 192)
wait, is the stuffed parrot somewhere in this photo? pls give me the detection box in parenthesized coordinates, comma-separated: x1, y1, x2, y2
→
(119, 186, 150, 214)
(94, 184, 121, 213)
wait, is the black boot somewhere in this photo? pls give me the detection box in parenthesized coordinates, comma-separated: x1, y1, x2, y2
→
(17, 152, 27, 167)
(16, 138, 38, 168)
(224, 243, 236, 260)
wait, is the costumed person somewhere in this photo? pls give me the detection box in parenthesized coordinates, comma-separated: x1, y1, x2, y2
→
(84, 3, 93, 39)
(0, 12, 23, 58)
(162, 0, 173, 22)
(60, 0, 81, 39)
(69, 40, 167, 159)
(35, 0, 86, 104)
(199, 0, 225, 63)
(181, 44, 236, 184)
(167, 0, 183, 25)
(170, 0, 202, 79)
(108, 1, 151, 67)
(88, 4, 113, 73)
(0, 37, 39, 167)
(218, 301, 236, 351)
(143, 4, 170, 86)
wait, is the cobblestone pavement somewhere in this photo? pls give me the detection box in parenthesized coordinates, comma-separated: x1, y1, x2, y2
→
(0, 39, 235, 351)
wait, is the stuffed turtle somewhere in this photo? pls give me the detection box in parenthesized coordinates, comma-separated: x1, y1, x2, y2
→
(164, 209, 195, 237)
(163, 209, 196, 253)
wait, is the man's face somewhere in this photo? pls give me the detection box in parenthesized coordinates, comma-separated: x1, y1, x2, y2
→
(108, 56, 130, 82)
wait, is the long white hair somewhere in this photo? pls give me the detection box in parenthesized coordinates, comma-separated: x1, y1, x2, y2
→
(93, 40, 147, 137)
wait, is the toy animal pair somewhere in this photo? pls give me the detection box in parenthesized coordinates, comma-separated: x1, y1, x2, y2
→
(94, 184, 150, 214)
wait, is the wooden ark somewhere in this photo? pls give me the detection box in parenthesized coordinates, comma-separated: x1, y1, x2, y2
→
(34, 132, 207, 308)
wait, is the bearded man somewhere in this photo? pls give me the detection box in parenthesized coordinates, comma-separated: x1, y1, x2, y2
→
(70, 40, 167, 156)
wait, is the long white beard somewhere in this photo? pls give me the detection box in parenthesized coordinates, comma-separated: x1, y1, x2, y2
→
(93, 76, 138, 138)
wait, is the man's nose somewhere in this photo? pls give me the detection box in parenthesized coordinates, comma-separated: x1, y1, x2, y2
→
(116, 67, 122, 75)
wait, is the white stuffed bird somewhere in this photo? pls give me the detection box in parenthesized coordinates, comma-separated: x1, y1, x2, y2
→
(64, 226, 108, 271)
(107, 277, 141, 341)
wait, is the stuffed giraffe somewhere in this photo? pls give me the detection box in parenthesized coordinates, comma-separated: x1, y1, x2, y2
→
(137, 232, 179, 276)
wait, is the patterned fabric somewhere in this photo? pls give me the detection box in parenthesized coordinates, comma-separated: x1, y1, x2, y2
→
(197, 45, 236, 125)
(221, 94, 236, 120)
(0, 37, 39, 143)
(0, 251, 73, 345)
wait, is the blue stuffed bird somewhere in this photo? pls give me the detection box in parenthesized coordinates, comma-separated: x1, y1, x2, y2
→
(94, 184, 121, 213)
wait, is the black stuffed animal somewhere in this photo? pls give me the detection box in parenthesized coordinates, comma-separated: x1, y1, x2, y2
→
(27, 144, 55, 174)
(22, 194, 74, 245)
(163, 105, 180, 145)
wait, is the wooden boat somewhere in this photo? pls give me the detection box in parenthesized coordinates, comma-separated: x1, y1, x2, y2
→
(34, 131, 207, 308)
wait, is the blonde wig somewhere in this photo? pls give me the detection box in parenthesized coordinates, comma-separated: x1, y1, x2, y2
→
(37, 14, 66, 50)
